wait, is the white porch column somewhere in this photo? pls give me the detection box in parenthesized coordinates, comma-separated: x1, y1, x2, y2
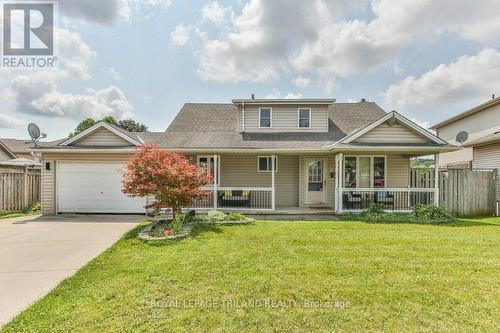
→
(334, 154, 339, 212)
(213, 154, 218, 209)
(434, 153, 440, 206)
(338, 153, 344, 214)
(271, 155, 276, 211)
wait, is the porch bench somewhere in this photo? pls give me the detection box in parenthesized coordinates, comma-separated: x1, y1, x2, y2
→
(218, 190, 252, 207)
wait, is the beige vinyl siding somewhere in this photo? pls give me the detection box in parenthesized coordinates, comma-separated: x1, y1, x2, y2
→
(355, 123, 431, 144)
(472, 142, 500, 199)
(386, 155, 410, 187)
(299, 155, 335, 208)
(219, 154, 299, 207)
(41, 160, 55, 214)
(242, 105, 328, 132)
(73, 128, 132, 146)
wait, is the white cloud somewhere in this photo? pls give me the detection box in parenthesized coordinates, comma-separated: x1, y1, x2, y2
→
(284, 93, 303, 99)
(291, 76, 311, 88)
(264, 90, 302, 99)
(60, 0, 173, 24)
(202, 2, 232, 27)
(0, 28, 135, 123)
(384, 48, 500, 117)
(191, 0, 500, 83)
(170, 24, 190, 47)
(0, 113, 23, 128)
(61, 0, 131, 24)
(30, 86, 134, 120)
(197, 0, 328, 83)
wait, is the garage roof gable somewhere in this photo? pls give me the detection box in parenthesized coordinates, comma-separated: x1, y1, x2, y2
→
(60, 122, 142, 147)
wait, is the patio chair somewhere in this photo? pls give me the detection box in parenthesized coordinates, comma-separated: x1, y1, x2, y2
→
(343, 192, 362, 210)
(374, 191, 394, 209)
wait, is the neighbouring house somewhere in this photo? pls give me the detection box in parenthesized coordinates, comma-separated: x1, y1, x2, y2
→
(431, 97, 500, 212)
(431, 96, 500, 169)
(36, 99, 456, 215)
(0, 138, 63, 171)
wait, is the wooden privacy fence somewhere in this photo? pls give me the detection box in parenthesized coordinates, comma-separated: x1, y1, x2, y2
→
(410, 169, 497, 216)
(0, 172, 41, 212)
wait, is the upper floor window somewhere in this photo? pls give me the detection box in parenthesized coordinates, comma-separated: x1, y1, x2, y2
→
(259, 108, 272, 128)
(298, 108, 311, 128)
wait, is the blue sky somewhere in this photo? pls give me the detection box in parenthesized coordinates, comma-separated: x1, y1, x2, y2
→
(1, 0, 500, 140)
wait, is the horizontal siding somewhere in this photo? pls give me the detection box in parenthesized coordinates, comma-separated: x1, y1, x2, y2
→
(219, 154, 299, 207)
(355, 123, 430, 144)
(73, 128, 132, 146)
(386, 155, 409, 187)
(41, 160, 55, 214)
(242, 105, 328, 132)
(473, 142, 500, 199)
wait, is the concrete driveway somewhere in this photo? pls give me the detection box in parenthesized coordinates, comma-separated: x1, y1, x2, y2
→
(0, 214, 142, 326)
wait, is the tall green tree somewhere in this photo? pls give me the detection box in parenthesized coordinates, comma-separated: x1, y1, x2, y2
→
(117, 119, 148, 132)
(68, 116, 135, 137)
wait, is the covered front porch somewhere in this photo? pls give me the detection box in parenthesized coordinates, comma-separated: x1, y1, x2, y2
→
(186, 151, 441, 214)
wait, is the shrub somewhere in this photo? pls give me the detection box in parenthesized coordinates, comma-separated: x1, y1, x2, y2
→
(171, 215, 185, 235)
(362, 202, 384, 218)
(412, 204, 453, 221)
(20, 202, 41, 214)
(207, 210, 226, 222)
(224, 212, 246, 221)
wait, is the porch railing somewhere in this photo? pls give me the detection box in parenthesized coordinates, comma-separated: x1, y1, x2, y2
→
(341, 188, 435, 212)
(190, 187, 273, 211)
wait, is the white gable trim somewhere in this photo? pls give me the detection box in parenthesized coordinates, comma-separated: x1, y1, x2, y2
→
(340, 111, 447, 145)
(59, 122, 141, 146)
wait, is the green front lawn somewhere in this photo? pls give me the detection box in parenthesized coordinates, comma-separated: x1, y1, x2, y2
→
(3, 218, 500, 332)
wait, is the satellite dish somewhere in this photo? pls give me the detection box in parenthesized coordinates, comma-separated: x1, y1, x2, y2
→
(456, 131, 468, 144)
(28, 123, 41, 147)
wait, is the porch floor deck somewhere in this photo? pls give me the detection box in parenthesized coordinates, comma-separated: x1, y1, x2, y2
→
(236, 206, 335, 215)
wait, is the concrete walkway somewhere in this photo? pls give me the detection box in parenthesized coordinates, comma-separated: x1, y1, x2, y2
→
(0, 214, 142, 327)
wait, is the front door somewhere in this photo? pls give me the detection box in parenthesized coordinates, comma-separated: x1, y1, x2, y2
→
(306, 159, 326, 205)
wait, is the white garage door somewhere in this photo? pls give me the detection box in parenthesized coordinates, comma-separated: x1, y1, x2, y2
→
(57, 162, 146, 213)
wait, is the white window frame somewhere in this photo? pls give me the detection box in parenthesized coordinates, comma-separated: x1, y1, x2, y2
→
(197, 155, 221, 185)
(257, 156, 278, 173)
(297, 108, 311, 129)
(343, 155, 387, 188)
(259, 107, 272, 128)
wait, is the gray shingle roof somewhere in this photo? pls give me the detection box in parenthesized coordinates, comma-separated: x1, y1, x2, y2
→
(136, 102, 386, 149)
(39, 101, 387, 150)
(0, 138, 65, 153)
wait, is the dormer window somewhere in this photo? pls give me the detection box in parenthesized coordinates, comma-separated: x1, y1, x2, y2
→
(298, 108, 311, 128)
(259, 108, 272, 128)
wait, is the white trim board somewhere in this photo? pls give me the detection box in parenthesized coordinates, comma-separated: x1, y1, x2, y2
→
(337, 111, 448, 146)
(59, 122, 141, 147)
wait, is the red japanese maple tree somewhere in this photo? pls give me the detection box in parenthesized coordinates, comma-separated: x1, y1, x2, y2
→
(122, 145, 212, 218)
